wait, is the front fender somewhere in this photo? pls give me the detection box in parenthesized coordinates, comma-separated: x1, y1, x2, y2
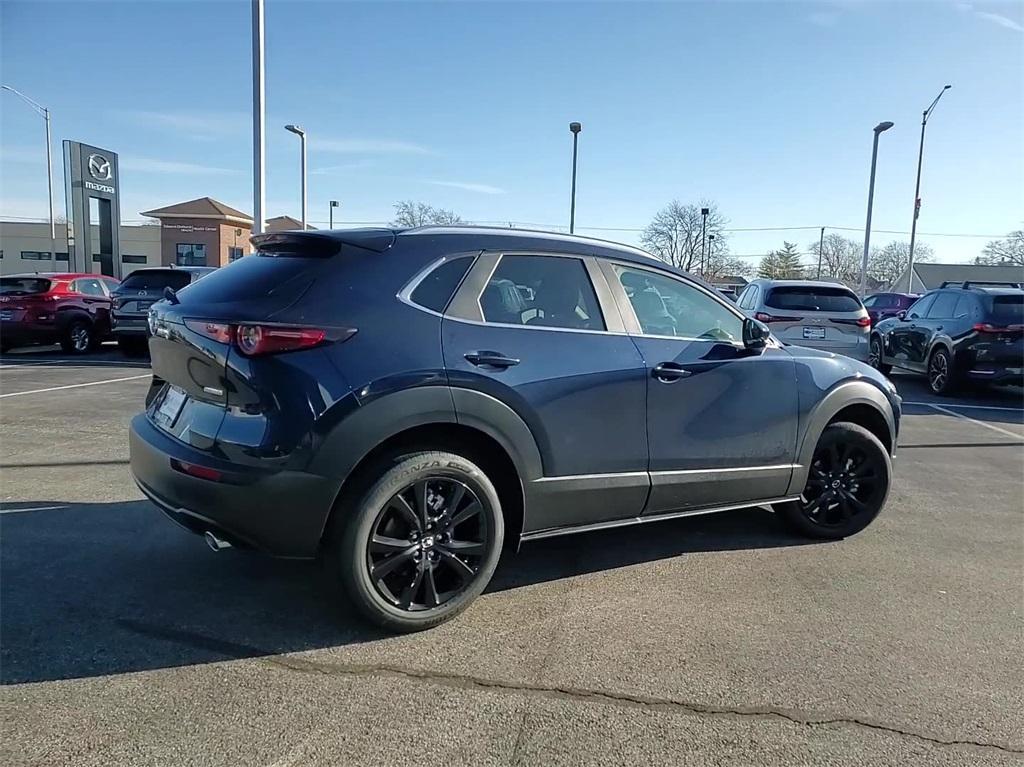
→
(787, 379, 897, 495)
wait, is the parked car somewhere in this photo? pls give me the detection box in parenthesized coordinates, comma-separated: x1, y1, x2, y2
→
(870, 281, 1024, 394)
(0, 272, 120, 354)
(112, 266, 216, 354)
(130, 227, 900, 632)
(736, 279, 870, 361)
(863, 292, 919, 326)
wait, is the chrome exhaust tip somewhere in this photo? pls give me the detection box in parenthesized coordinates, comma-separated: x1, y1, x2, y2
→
(204, 531, 231, 552)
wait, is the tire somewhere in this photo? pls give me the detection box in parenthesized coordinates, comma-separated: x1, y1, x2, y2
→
(869, 336, 892, 376)
(927, 347, 958, 396)
(774, 422, 891, 540)
(326, 450, 504, 632)
(60, 320, 93, 354)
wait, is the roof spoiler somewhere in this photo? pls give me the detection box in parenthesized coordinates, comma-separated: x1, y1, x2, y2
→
(939, 280, 1022, 289)
(251, 228, 396, 256)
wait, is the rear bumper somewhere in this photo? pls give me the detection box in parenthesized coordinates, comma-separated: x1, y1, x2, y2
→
(966, 366, 1024, 386)
(111, 314, 148, 337)
(793, 339, 870, 362)
(129, 413, 340, 557)
(0, 321, 58, 346)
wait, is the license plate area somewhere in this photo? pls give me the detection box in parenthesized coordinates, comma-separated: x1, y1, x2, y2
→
(154, 385, 187, 429)
(802, 326, 826, 340)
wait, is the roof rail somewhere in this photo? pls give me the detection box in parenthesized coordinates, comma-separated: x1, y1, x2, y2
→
(939, 280, 1022, 289)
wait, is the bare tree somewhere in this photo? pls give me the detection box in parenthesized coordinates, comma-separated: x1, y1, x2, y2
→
(869, 240, 934, 288)
(976, 230, 1024, 267)
(640, 200, 728, 273)
(807, 233, 861, 284)
(390, 201, 463, 228)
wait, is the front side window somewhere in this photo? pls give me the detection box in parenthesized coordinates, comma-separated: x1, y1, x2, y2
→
(176, 243, 207, 266)
(907, 293, 935, 319)
(480, 255, 604, 331)
(615, 265, 743, 342)
(927, 292, 958, 319)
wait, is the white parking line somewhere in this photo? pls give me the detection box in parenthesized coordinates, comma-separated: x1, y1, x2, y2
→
(0, 505, 69, 515)
(0, 359, 148, 368)
(903, 400, 1024, 413)
(0, 374, 150, 398)
(926, 403, 1024, 441)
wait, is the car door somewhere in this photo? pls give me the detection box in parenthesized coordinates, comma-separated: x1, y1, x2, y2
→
(442, 251, 650, 532)
(600, 261, 799, 514)
(74, 278, 112, 331)
(888, 293, 935, 370)
(921, 291, 959, 359)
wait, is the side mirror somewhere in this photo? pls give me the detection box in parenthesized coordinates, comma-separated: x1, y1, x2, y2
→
(897, 310, 907, 321)
(743, 318, 770, 351)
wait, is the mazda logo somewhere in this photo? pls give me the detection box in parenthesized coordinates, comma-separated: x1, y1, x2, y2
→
(87, 154, 112, 181)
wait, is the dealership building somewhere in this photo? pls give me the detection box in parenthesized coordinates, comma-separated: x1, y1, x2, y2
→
(0, 198, 309, 277)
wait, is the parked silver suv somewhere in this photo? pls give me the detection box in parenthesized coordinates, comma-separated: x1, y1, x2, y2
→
(736, 279, 870, 361)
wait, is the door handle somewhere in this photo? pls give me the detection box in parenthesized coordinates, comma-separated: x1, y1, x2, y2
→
(652, 362, 692, 382)
(465, 351, 520, 369)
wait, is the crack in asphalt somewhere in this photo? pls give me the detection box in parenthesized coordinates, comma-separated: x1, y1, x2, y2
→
(116, 619, 1022, 755)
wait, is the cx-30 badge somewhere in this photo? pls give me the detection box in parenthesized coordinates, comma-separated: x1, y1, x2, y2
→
(87, 154, 112, 181)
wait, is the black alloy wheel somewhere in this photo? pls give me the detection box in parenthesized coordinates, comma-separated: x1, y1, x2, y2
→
(869, 336, 891, 375)
(775, 422, 890, 539)
(928, 348, 955, 395)
(367, 477, 488, 611)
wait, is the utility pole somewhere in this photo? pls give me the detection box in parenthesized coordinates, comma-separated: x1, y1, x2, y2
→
(906, 85, 951, 292)
(251, 0, 266, 235)
(816, 226, 825, 280)
(699, 207, 709, 275)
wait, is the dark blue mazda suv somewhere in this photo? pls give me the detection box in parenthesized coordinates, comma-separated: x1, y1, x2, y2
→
(130, 227, 901, 631)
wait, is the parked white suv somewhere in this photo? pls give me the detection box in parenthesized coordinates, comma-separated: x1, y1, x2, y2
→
(736, 279, 870, 361)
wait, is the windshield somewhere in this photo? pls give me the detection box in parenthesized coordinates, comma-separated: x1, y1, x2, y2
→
(119, 271, 192, 292)
(989, 295, 1024, 324)
(765, 286, 862, 312)
(0, 278, 52, 296)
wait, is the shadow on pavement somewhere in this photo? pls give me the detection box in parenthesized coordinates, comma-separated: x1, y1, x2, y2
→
(1, 499, 809, 685)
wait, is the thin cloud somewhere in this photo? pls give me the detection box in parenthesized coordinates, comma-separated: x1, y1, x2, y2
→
(310, 159, 375, 176)
(113, 110, 246, 140)
(426, 180, 506, 195)
(120, 157, 240, 175)
(954, 2, 1023, 32)
(311, 138, 435, 155)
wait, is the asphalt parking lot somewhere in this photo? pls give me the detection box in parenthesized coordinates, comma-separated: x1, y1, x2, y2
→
(2, 346, 1022, 766)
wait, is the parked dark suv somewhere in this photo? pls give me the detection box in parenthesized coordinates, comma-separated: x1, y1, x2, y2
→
(870, 281, 1024, 394)
(130, 228, 900, 631)
(112, 266, 215, 354)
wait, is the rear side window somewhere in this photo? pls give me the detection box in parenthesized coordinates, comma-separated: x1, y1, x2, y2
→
(120, 271, 192, 292)
(410, 256, 473, 313)
(75, 278, 106, 297)
(953, 294, 975, 319)
(0, 277, 51, 295)
(765, 286, 861, 312)
(481, 255, 605, 331)
(177, 254, 319, 303)
(989, 294, 1024, 324)
(926, 292, 958, 319)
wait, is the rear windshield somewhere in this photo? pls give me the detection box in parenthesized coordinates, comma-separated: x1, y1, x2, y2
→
(178, 253, 319, 303)
(989, 295, 1024, 324)
(0, 278, 52, 296)
(120, 271, 192, 292)
(766, 286, 862, 312)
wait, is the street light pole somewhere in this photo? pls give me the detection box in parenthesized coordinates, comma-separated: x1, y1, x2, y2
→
(284, 125, 307, 229)
(568, 122, 581, 234)
(699, 207, 709, 275)
(2, 85, 56, 266)
(906, 84, 951, 292)
(707, 234, 715, 275)
(860, 121, 895, 297)
(817, 226, 825, 280)
(329, 200, 339, 229)
(252, 0, 266, 235)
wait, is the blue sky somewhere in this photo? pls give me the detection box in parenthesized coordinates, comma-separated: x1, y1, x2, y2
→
(1, 0, 1021, 265)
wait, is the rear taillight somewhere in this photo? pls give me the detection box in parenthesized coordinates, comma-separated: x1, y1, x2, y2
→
(754, 312, 802, 323)
(974, 322, 1024, 334)
(235, 324, 326, 356)
(184, 319, 233, 343)
(833, 316, 872, 327)
(170, 458, 223, 482)
(857, 316, 871, 327)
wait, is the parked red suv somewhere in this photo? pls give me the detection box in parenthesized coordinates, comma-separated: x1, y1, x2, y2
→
(0, 273, 120, 354)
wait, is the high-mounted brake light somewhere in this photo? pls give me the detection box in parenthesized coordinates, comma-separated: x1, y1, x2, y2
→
(235, 325, 327, 356)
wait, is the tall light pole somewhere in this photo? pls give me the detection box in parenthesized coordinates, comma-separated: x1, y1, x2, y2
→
(285, 124, 307, 229)
(252, 0, 265, 235)
(816, 226, 825, 280)
(699, 207, 710, 274)
(860, 121, 895, 297)
(906, 84, 951, 292)
(707, 234, 715, 275)
(329, 200, 339, 229)
(2, 85, 55, 265)
(568, 122, 581, 234)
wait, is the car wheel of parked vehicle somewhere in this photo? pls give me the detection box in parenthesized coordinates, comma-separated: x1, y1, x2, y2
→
(775, 422, 890, 540)
(61, 320, 93, 354)
(928, 347, 957, 395)
(868, 336, 891, 376)
(328, 450, 504, 632)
